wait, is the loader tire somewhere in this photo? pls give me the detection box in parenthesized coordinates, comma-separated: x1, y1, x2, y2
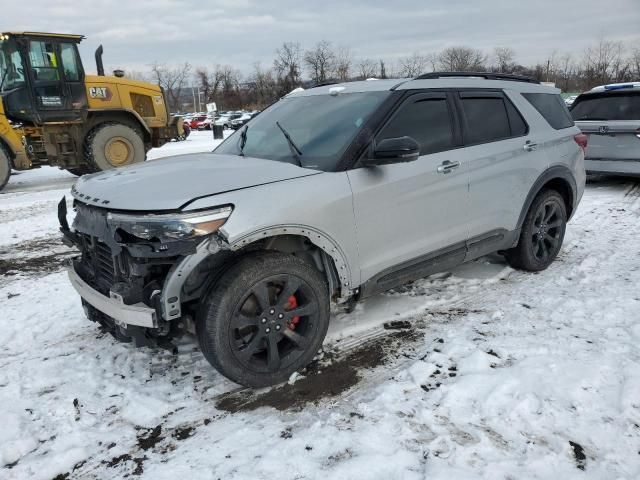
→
(0, 145, 11, 191)
(84, 123, 145, 172)
(65, 166, 94, 176)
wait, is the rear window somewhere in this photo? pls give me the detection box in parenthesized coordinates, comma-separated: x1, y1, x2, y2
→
(570, 92, 640, 121)
(522, 93, 574, 129)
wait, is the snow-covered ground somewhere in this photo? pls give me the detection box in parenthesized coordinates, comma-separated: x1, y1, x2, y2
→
(1, 132, 639, 479)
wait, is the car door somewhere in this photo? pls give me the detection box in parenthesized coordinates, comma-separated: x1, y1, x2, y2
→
(456, 89, 545, 258)
(347, 91, 470, 293)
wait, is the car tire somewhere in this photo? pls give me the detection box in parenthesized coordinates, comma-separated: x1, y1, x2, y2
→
(197, 252, 330, 388)
(0, 145, 11, 191)
(84, 123, 145, 172)
(505, 189, 567, 271)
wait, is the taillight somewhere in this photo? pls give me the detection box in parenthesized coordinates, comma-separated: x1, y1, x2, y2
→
(574, 133, 588, 152)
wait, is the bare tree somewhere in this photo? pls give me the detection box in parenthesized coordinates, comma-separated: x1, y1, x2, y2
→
(493, 47, 516, 73)
(398, 53, 430, 77)
(246, 62, 278, 108)
(582, 37, 628, 86)
(356, 58, 378, 79)
(557, 53, 576, 91)
(630, 44, 640, 79)
(334, 46, 352, 81)
(196, 65, 224, 104)
(304, 40, 336, 84)
(379, 59, 387, 79)
(274, 42, 302, 95)
(438, 46, 487, 71)
(150, 62, 192, 112)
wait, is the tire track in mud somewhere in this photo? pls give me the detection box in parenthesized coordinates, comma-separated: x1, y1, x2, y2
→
(0, 236, 76, 284)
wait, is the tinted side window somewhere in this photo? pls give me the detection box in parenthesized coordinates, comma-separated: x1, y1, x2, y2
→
(378, 96, 454, 155)
(29, 40, 60, 81)
(60, 43, 81, 81)
(505, 97, 528, 136)
(460, 97, 511, 144)
(523, 92, 574, 129)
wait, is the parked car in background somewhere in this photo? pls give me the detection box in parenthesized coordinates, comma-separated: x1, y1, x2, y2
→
(214, 113, 243, 129)
(188, 114, 208, 130)
(564, 95, 578, 107)
(197, 115, 214, 130)
(231, 113, 253, 130)
(571, 82, 640, 176)
(61, 72, 585, 387)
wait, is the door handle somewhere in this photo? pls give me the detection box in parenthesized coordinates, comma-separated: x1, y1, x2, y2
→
(524, 140, 538, 152)
(437, 160, 460, 174)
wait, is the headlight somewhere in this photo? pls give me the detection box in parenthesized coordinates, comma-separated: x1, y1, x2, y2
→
(107, 206, 232, 241)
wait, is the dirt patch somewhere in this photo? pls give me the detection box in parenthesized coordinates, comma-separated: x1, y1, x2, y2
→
(216, 329, 420, 413)
(569, 440, 587, 470)
(103, 453, 146, 476)
(172, 425, 195, 441)
(0, 252, 75, 276)
(136, 425, 163, 451)
(0, 236, 75, 277)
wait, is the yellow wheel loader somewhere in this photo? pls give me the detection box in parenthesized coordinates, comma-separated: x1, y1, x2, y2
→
(0, 32, 183, 190)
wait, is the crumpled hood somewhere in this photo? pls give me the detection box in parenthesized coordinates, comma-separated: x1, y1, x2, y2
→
(71, 153, 320, 211)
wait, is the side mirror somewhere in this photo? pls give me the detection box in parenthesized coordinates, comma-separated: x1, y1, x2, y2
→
(363, 136, 420, 166)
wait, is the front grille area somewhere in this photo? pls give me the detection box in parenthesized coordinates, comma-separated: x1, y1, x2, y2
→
(93, 240, 116, 286)
(74, 234, 122, 295)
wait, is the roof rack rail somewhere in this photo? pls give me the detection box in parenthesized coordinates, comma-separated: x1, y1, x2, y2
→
(310, 81, 339, 88)
(415, 71, 539, 84)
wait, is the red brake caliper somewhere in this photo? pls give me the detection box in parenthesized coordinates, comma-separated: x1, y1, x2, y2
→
(286, 295, 300, 330)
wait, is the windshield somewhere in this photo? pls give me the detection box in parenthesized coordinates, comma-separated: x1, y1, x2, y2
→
(214, 91, 389, 171)
(0, 38, 26, 92)
(571, 92, 640, 121)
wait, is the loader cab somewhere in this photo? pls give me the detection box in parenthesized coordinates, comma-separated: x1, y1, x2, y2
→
(0, 32, 87, 124)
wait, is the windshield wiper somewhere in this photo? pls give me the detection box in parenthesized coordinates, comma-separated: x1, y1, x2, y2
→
(275, 121, 303, 167)
(239, 125, 248, 156)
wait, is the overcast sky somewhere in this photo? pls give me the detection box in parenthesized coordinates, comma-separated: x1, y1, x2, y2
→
(2, 0, 639, 77)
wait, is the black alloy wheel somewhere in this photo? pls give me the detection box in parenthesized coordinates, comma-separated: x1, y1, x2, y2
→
(197, 252, 330, 387)
(230, 274, 320, 374)
(505, 189, 567, 271)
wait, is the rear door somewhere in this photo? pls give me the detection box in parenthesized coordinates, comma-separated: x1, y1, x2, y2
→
(459, 89, 546, 254)
(571, 91, 640, 162)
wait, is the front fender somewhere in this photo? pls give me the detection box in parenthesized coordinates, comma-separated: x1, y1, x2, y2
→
(228, 224, 354, 293)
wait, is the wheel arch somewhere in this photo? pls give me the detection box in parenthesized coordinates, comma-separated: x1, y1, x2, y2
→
(228, 227, 352, 299)
(516, 166, 577, 230)
(85, 109, 152, 142)
(160, 230, 352, 322)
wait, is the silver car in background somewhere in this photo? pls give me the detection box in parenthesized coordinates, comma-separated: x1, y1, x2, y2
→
(571, 82, 640, 176)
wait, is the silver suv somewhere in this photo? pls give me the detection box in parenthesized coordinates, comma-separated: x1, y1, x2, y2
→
(571, 82, 640, 176)
(59, 72, 586, 387)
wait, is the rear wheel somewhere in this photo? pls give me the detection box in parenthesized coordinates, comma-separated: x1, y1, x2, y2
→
(84, 123, 145, 172)
(197, 252, 330, 387)
(0, 146, 11, 190)
(505, 189, 567, 271)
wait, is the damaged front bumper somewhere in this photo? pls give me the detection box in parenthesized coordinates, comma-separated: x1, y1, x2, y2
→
(67, 266, 157, 328)
(58, 196, 228, 339)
